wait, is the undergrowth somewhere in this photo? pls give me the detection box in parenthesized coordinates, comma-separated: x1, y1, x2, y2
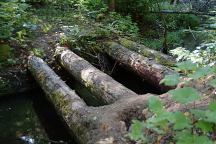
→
(129, 61, 216, 144)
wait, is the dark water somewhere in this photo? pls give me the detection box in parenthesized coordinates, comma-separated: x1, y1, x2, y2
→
(0, 95, 48, 144)
(0, 91, 75, 144)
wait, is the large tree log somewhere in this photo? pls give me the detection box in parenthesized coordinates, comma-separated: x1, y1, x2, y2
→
(28, 56, 213, 143)
(118, 38, 175, 66)
(28, 55, 90, 143)
(104, 42, 176, 92)
(28, 55, 153, 143)
(55, 46, 137, 104)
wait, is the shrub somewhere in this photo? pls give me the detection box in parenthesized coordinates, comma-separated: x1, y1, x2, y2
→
(0, 0, 30, 40)
(129, 62, 216, 143)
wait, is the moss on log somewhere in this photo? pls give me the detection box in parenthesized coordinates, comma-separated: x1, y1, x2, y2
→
(104, 42, 176, 92)
(118, 38, 175, 67)
(28, 55, 213, 144)
(28, 55, 153, 143)
(55, 46, 137, 104)
(28, 55, 92, 143)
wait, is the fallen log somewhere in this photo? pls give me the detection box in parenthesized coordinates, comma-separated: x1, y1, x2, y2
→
(118, 38, 175, 66)
(28, 55, 90, 143)
(28, 56, 213, 143)
(104, 42, 176, 92)
(28, 55, 153, 143)
(55, 46, 137, 104)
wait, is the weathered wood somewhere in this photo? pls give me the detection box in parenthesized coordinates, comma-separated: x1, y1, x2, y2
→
(28, 56, 213, 144)
(28, 55, 91, 143)
(55, 46, 137, 104)
(118, 38, 175, 66)
(28, 55, 87, 112)
(104, 42, 176, 92)
(27, 55, 153, 143)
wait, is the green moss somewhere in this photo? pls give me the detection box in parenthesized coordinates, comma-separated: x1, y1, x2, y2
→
(119, 38, 135, 49)
(0, 44, 12, 62)
(119, 38, 175, 67)
(51, 91, 71, 118)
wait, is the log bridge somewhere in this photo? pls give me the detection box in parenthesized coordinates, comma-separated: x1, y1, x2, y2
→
(28, 41, 211, 143)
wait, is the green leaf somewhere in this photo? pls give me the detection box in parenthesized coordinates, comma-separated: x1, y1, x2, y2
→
(148, 96, 164, 114)
(195, 120, 213, 132)
(208, 102, 216, 112)
(176, 61, 197, 71)
(205, 110, 216, 124)
(147, 111, 174, 132)
(209, 79, 216, 88)
(190, 109, 206, 119)
(189, 66, 214, 80)
(145, 123, 164, 134)
(173, 111, 191, 130)
(169, 87, 200, 104)
(128, 120, 145, 141)
(175, 131, 194, 144)
(160, 74, 180, 86)
(176, 131, 212, 144)
(194, 136, 213, 144)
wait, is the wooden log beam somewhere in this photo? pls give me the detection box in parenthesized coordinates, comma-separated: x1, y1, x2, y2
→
(118, 38, 175, 66)
(55, 46, 137, 104)
(28, 55, 94, 143)
(104, 42, 176, 92)
(28, 56, 213, 143)
(28, 55, 87, 111)
(27, 55, 153, 143)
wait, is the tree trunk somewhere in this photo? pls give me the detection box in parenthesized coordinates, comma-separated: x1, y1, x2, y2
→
(118, 38, 175, 67)
(28, 55, 213, 143)
(27, 55, 153, 143)
(104, 42, 176, 92)
(55, 46, 137, 104)
(109, 0, 116, 11)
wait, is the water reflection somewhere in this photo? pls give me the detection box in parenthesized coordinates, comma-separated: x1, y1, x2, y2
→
(0, 95, 48, 144)
(0, 92, 76, 144)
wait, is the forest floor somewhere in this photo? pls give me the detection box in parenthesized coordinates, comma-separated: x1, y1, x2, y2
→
(1, 3, 216, 96)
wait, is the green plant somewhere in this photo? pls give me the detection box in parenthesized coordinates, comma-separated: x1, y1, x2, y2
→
(41, 23, 52, 33)
(30, 48, 45, 58)
(170, 41, 216, 66)
(0, 0, 30, 40)
(129, 61, 216, 144)
(105, 12, 139, 37)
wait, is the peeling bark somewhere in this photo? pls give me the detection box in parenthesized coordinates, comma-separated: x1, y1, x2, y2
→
(104, 42, 176, 92)
(118, 38, 175, 66)
(55, 46, 137, 104)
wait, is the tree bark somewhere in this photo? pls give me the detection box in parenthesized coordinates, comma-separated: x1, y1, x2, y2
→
(55, 46, 137, 104)
(28, 55, 213, 143)
(104, 42, 176, 92)
(109, 0, 116, 11)
(118, 38, 175, 67)
(27, 55, 153, 143)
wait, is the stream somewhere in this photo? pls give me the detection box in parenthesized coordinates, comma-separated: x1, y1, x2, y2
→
(0, 91, 75, 144)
